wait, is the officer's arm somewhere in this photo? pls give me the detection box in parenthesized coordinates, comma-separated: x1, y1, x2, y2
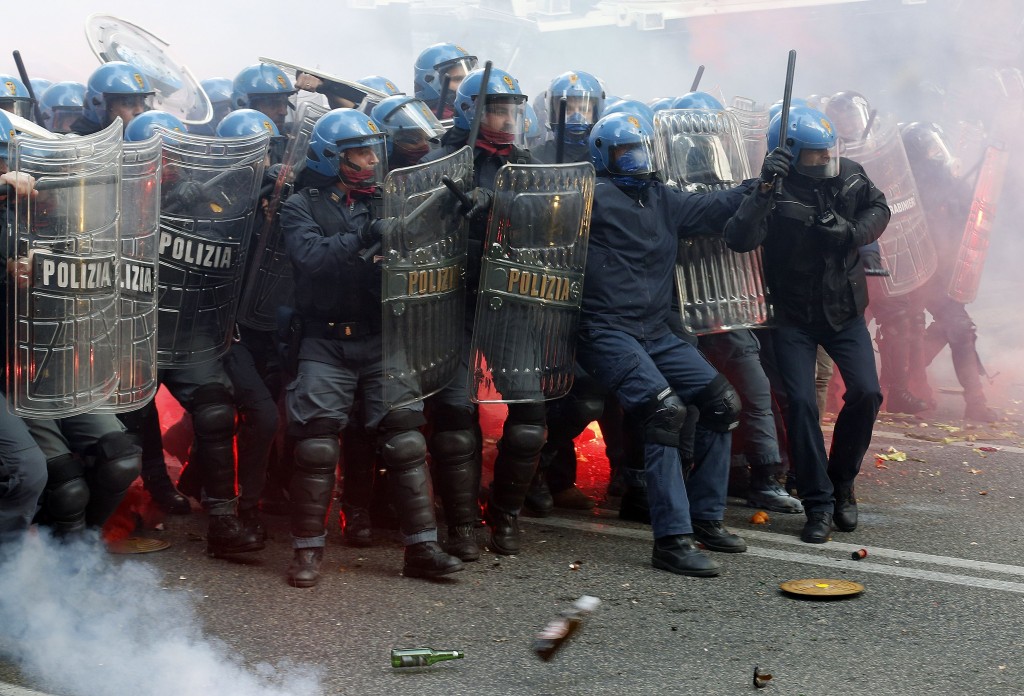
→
(280, 194, 364, 277)
(719, 181, 773, 252)
(848, 175, 891, 247)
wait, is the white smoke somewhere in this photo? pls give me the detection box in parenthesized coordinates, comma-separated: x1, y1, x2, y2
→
(0, 531, 322, 696)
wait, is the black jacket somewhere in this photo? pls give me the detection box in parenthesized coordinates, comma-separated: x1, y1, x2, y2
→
(725, 159, 890, 329)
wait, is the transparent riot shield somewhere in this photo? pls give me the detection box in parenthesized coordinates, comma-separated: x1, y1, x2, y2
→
(85, 14, 212, 126)
(6, 122, 123, 418)
(381, 147, 473, 409)
(842, 114, 936, 297)
(729, 96, 769, 175)
(236, 102, 328, 331)
(156, 129, 269, 367)
(470, 162, 595, 403)
(654, 108, 773, 334)
(99, 134, 162, 412)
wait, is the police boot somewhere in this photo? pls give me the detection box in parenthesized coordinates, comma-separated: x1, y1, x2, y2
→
(143, 472, 191, 515)
(207, 512, 263, 557)
(383, 429, 463, 576)
(175, 459, 203, 501)
(287, 547, 324, 588)
(522, 446, 555, 517)
(748, 466, 804, 514)
(800, 510, 834, 544)
(833, 488, 858, 532)
(340, 504, 373, 547)
(652, 535, 720, 577)
(85, 433, 143, 528)
(42, 454, 89, 537)
(486, 422, 546, 555)
(431, 428, 482, 562)
(885, 388, 929, 415)
(964, 400, 998, 423)
(238, 506, 268, 544)
(340, 422, 377, 543)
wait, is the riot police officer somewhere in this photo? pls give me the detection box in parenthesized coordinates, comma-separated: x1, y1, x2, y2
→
(71, 62, 154, 136)
(532, 70, 605, 165)
(231, 64, 296, 134)
(413, 43, 477, 119)
(0, 74, 33, 121)
(725, 107, 889, 543)
(38, 82, 86, 135)
(279, 108, 463, 586)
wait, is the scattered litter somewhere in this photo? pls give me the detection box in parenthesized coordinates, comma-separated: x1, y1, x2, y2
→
(753, 665, 773, 688)
(750, 511, 770, 525)
(851, 549, 868, 560)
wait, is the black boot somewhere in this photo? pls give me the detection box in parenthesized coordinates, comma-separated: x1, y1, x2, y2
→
(144, 474, 191, 514)
(964, 401, 998, 423)
(748, 467, 804, 514)
(523, 468, 554, 517)
(445, 524, 480, 561)
(692, 520, 747, 553)
(652, 535, 720, 577)
(618, 486, 651, 524)
(833, 489, 858, 532)
(885, 389, 929, 415)
(486, 420, 545, 555)
(206, 514, 264, 557)
(403, 541, 464, 578)
(238, 507, 268, 544)
(800, 511, 834, 544)
(484, 504, 521, 555)
(340, 505, 373, 547)
(287, 547, 324, 588)
(431, 427, 482, 561)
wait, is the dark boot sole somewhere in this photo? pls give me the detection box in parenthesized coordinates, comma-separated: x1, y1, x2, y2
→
(799, 531, 832, 544)
(488, 535, 520, 556)
(695, 538, 748, 553)
(206, 540, 266, 558)
(651, 557, 721, 577)
(445, 544, 481, 562)
(403, 562, 465, 579)
(834, 519, 857, 533)
(287, 575, 320, 588)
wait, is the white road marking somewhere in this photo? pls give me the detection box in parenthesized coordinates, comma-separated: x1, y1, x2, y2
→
(523, 516, 1024, 595)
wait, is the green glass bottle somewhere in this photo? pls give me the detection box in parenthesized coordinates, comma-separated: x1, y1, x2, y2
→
(390, 648, 464, 668)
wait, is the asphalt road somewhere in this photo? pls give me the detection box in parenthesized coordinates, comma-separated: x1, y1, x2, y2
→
(3, 387, 1023, 696)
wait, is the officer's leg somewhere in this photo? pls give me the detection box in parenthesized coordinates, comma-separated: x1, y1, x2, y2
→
(543, 371, 603, 508)
(284, 344, 357, 587)
(486, 402, 547, 556)
(821, 318, 883, 533)
(377, 409, 463, 578)
(874, 295, 928, 415)
(224, 340, 279, 541)
(941, 303, 995, 421)
(119, 398, 190, 514)
(83, 430, 143, 528)
(599, 393, 630, 496)
(0, 408, 48, 540)
(577, 329, 718, 577)
(27, 419, 88, 537)
(339, 402, 379, 547)
(428, 402, 482, 561)
(771, 324, 835, 543)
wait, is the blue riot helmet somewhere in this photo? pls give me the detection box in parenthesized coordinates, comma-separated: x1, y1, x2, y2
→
(547, 70, 605, 143)
(601, 98, 656, 128)
(453, 67, 527, 143)
(767, 106, 839, 179)
(305, 108, 388, 188)
(123, 110, 186, 143)
(671, 91, 724, 111)
(200, 77, 235, 130)
(357, 75, 403, 97)
(29, 78, 52, 101)
(520, 101, 544, 149)
(825, 90, 872, 142)
(767, 96, 808, 123)
(413, 43, 477, 113)
(370, 95, 445, 168)
(589, 112, 656, 178)
(0, 110, 15, 160)
(648, 97, 674, 113)
(231, 63, 296, 132)
(39, 81, 86, 134)
(217, 108, 287, 163)
(85, 62, 155, 129)
(0, 74, 33, 120)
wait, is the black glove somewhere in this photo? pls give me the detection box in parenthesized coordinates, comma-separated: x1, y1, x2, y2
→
(362, 217, 399, 248)
(166, 180, 206, 212)
(455, 187, 493, 220)
(760, 147, 793, 185)
(817, 211, 855, 247)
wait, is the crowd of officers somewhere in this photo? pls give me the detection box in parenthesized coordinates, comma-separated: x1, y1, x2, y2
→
(0, 41, 1000, 587)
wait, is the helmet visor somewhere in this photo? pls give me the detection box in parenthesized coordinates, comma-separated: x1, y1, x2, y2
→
(0, 99, 34, 120)
(338, 135, 388, 188)
(794, 143, 839, 178)
(608, 137, 656, 176)
(381, 100, 447, 141)
(49, 106, 84, 134)
(480, 98, 526, 144)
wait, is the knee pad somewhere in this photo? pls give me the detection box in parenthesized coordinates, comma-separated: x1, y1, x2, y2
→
(293, 436, 340, 475)
(191, 385, 237, 441)
(378, 409, 427, 438)
(569, 396, 605, 426)
(430, 428, 477, 465)
(91, 432, 143, 491)
(381, 430, 428, 471)
(637, 387, 688, 447)
(43, 454, 90, 522)
(694, 374, 741, 433)
(500, 422, 547, 459)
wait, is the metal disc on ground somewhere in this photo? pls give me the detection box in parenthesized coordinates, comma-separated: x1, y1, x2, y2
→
(779, 578, 864, 598)
(106, 537, 171, 554)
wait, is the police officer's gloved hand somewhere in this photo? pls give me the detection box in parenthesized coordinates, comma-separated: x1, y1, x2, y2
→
(168, 181, 206, 212)
(818, 212, 855, 248)
(458, 187, 493, 221)
(759, 147, 793, 185)
(362, 217, 399, 248)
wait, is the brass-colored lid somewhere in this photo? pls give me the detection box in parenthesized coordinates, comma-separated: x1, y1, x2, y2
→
(779, 578, 864, 597)
(106, 537, 171, 554)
